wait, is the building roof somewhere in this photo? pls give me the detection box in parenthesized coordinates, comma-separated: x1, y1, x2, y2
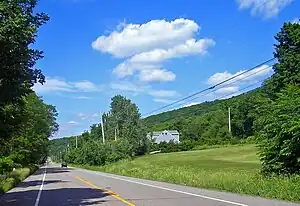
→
(147, 130, 179, 136)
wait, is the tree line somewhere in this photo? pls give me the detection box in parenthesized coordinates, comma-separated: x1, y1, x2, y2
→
(0, 0, 58, 174)
(50, 21, 300, 175)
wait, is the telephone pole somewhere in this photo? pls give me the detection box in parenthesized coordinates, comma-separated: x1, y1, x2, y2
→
(228, 107, 231, 133)
(101, 114, 105, 144)
(114, 128, 117, 141)
(75, 136, 78, 148)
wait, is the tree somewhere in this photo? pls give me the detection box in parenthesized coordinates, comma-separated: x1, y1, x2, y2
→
(9, 93, 58, 165)
(256, 86, 300, 174)
(109, 95, 148, 155)
(264, 22, 300, 96)
(256, 22, 300, 174)
(0, 0, 49, 151)
(0, 0, 49, 104)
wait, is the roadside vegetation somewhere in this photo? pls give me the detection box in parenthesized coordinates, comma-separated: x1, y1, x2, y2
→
(0, 0, 58, 192)
(0, 165, 38, 195)
(72, 145, 300, 202)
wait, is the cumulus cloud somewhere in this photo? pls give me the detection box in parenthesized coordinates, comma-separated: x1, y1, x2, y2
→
(292, 18, 300, 24)
(92, 18, 215, 83)
(73, 80, 99, 92)
(208, 64, 273, 85)
(68, 120, 79, 125)
(74, 96, 93, 100)
(153, 98, 174, 104)
(148, 90, 179, 98)
(207, 64, 273, 96)
(236, 0, 294, 19)
(110, 81, 149, 93)
(182, 102, 201, 108)
(110, 81, 180, 100)
(33, 77, 103, 94)
(138, 69, 176, 82)
(92, 18, 200, 57)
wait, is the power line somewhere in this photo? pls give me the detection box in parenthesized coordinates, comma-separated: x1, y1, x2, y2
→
(174, 64, 273, 109)
(142, 58, 275, 117)
(145, 79, 266, 125)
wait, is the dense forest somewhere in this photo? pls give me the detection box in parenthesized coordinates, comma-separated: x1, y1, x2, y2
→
(0, 1, 58, 174)
(50, 21, 300, 175)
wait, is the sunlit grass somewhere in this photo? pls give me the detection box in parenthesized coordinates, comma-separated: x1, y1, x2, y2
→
(73, 145, 300, 202)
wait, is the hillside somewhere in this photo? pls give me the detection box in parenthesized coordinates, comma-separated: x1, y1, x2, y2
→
(143, 87, 263, 144)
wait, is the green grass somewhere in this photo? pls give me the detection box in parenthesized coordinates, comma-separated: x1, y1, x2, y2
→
(73, 145, 300, 202)
(0, 165, 38, 195)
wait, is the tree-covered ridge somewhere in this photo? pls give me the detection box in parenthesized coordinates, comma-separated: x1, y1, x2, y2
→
(143, 87, 263, 143)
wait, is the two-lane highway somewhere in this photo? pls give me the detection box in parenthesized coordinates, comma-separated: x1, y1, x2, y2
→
(0, 164, 299, 206)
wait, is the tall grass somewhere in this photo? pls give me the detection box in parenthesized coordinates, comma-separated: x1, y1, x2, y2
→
(73, 145, 300, 202)
(0, 165, 38, 195)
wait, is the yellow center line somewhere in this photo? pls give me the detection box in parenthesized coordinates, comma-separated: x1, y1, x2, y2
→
(75, 176, 135, 206)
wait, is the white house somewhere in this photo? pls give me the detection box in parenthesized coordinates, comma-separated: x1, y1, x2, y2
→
(147, 130, 180, 144)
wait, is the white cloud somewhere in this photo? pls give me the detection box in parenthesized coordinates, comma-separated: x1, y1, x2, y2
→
(33, 77, 103, 94)
(92, 113, 99, 117)
(129, 39, 215, 64)
(112, 38, 215, 82)
(110, 81, 181, 100)
(68, 121, 79, 125)
(93, 18, 215, 83)
(153, 98, 174, 104)
(110, 81, 149, 93)
(73, 81, 99, 92)
(139, 69, 176, 82)
(207, 64, 273, 96)
(92, 18, 200, 57)
(74, 96, 92, 100)
(236, 0, 294, 18)
(182, 102, 201, 108)
(292, 18, 300, 24)
(77, 113, 87, 120)
(148, 90, 179, 98)
(76, 112, 100, 122)
(208, 64, 273, 85)
(33, 78, 73, 93)
(214, 86, 240, 95)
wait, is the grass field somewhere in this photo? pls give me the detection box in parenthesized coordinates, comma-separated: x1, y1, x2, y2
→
(0, 166, 38, 195)
(76, 144, 300, 202)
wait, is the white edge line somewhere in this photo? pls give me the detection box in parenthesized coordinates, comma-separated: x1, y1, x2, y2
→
(34, 166, 47, 206)
(84, 169, 248, 206)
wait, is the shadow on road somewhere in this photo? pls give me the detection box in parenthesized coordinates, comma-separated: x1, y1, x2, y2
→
(0, 188, 109, 206)
(17, 180, 68, 188)
(33, 167, 74, 175)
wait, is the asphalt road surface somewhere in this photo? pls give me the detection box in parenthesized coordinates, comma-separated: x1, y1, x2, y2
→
(0, 164, 299, 206)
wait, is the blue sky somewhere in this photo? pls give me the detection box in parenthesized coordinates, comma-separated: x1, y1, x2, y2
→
(32, 0, 299, 138)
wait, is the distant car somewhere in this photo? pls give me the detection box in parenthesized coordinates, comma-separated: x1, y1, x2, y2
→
(61, 162, 67, 168)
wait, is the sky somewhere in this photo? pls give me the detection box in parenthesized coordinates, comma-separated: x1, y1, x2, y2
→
(32, 0, 300, 139)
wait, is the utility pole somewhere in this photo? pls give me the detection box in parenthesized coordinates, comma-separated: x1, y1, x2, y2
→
(76, 136, 78, 148)
(228, 107, 231, 133)
(114, 128, 117, 141)
(101, 114, 105, 144)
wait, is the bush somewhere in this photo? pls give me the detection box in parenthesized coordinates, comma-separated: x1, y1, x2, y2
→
(0, 157, 14, 175)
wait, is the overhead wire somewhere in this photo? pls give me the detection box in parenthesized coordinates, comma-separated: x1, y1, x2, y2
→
(142, 58, 276, 117)
(144, 79, 267, 125)
(174, 64, 273, 110)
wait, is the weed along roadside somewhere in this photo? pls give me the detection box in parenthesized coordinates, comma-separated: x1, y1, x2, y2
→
(0, 165, 38, 196)
(70, 145, 300, 203)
